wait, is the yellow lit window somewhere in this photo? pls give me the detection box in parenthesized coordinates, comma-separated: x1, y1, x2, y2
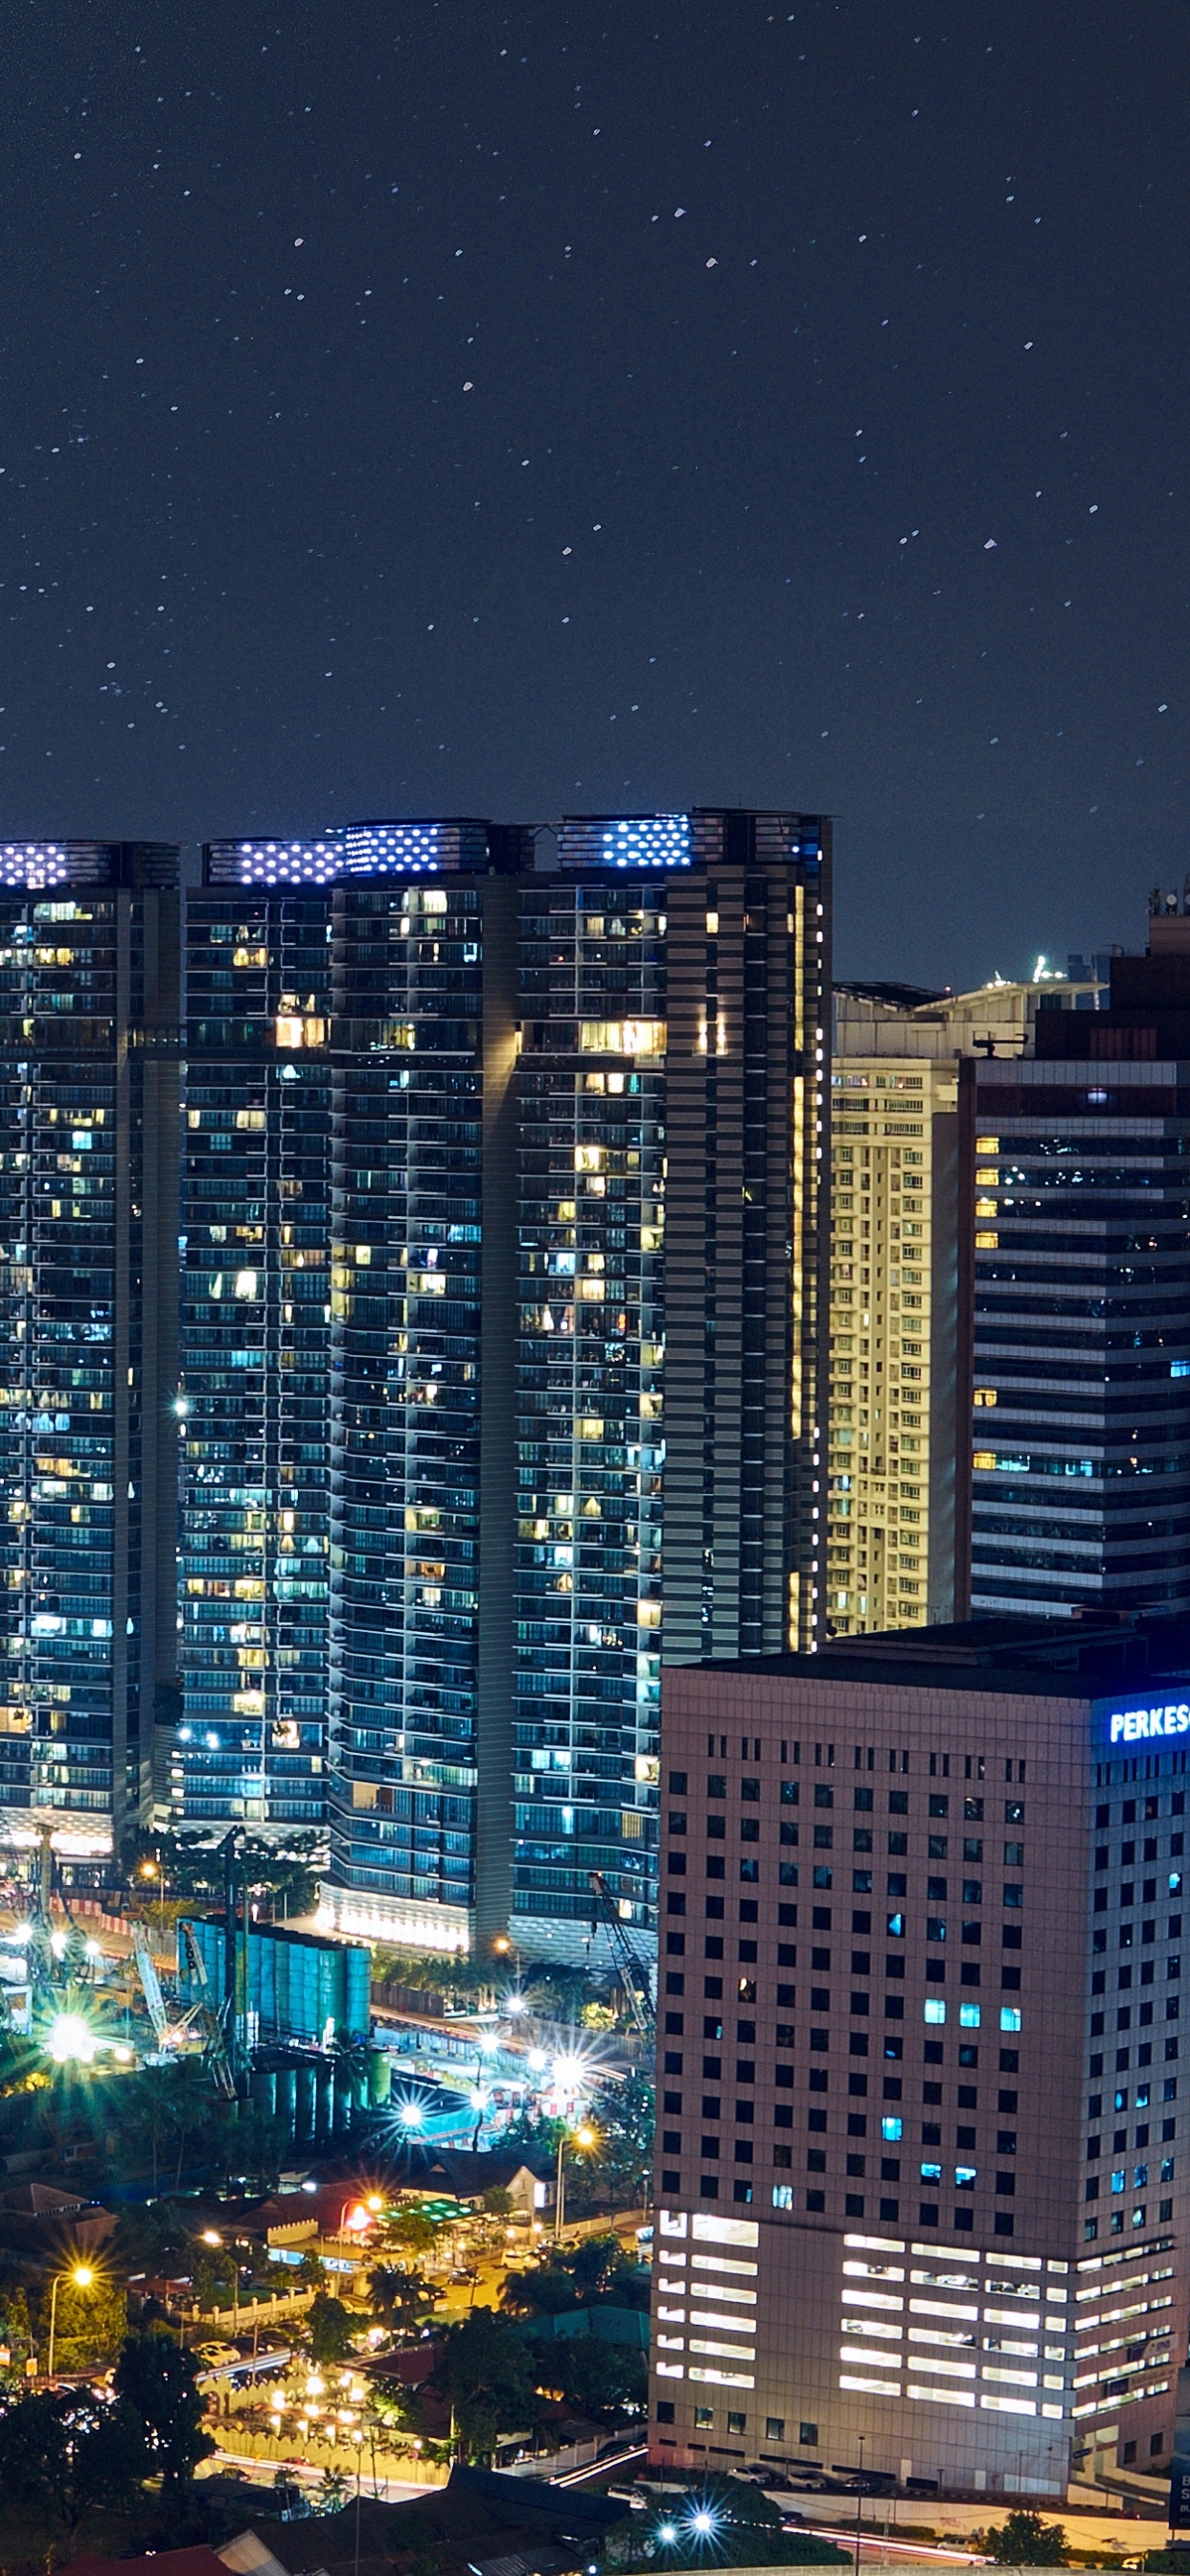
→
(975, 1165, 1000, 1184)
(974, 1196, 997, 1217)
(973, 1388, 997, 1408)
(973, 1450, 996, 1471)
(975, 1134, 999, 1152)
(974, 1230, 998, 1249)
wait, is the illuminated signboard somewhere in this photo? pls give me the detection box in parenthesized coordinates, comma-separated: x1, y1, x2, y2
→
(1093, 1692, 1190, 1749)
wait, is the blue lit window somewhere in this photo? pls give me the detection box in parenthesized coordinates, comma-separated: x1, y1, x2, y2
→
(920, 2161, 942, 2183)
(881, 2117, 903, 2142)
(1134, 2163, 1149, 2188)
(1173, 1362, 1190, 1379)
(1110, 2169, 1125, 2194)
(955, 2165, 976, 2190)
(772, 2184, 793, 2210)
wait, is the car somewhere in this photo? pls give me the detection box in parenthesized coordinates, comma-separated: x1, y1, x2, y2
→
(194, 2341, 240, 2367)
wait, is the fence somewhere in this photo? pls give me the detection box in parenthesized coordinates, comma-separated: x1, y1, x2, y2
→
(196, 2287, 316, 2331)
(214, 2422, 447, 2488)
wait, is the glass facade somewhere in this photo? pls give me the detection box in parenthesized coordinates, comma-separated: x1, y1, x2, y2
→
(512, 811, 831, 1956)
(971, 1058, 1190, 1617)
(325, 855, 524, 1939)
(182, 827, 528, 1945)
(178, 880, 332, 1828)
(0, 844, 180, 1851)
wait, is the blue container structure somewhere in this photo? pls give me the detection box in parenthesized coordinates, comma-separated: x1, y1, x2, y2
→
(178, 1917, 371, 2044)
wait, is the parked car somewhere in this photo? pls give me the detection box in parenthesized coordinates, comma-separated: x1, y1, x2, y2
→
(194, 2341, 240, 2367)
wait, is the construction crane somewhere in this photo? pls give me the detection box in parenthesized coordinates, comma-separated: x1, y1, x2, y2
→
(178, 1918, 237, 2099)
(587, 1871, 655, 2040)
(131, 1921, 170, 2049)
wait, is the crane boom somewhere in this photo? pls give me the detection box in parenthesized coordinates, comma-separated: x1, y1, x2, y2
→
(588, 1871, 655, 2038)
(131, 1921, 169, 2046)
(178, 1919, 237, 2098)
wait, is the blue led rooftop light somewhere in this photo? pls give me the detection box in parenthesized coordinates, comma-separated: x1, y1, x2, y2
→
(0, 850, 81, 891)
(227, 839, 346, 885)
(600, 814, 691, 870)
(344, 820, 444, 873)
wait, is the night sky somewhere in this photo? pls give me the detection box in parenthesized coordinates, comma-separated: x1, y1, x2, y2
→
(2, 1, 1186, 986)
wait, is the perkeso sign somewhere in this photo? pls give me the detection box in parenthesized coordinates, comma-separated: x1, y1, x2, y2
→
(1094, 1694, 1190, 1749)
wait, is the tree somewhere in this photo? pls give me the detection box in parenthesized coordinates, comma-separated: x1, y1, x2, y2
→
(369, 2265, 435, 2336)
(581, 2073, 653, 2209)
(500, 2261, 580, 2318)
(308, 2290, 355, 2361)
(0, 2285, 33, 2373)
(380, 2205, 438, 2260)
(45, 2271, 127, 2372)
(429, 2309, 538, 2464)
(221, 2101, 290, 2194)
(979, 2513, 1068, 2566)
(113, 2328, 215, 2496)
(546, 2334, 646, 2419)
(0, 2387, 147, 2543)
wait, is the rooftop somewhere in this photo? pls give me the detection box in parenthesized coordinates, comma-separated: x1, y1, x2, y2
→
(675, 1611, 1190, 1701)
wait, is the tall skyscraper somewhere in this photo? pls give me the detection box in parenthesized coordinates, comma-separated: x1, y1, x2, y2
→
(651, 1616, 1190, 2500)
(323, 823, 529, 1950)
(179, 824, 530, 1952)
(177, 845, 334, 1832)
(970, 901, 1190, 1621)
(0, 841, 180, 1858)
(827, 968, 1110, 1643)
(512, 811, 830, 1961)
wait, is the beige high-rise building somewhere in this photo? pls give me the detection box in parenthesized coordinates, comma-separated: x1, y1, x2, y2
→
(826, 972, 1108, 1638)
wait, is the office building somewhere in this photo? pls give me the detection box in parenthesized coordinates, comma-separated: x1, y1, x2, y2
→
(180, 824, 530, 1948)
(177, 849, 333, 1831)
(0, 841, 180, 1859)
(971, 896, 1190, 1619)
(827, 968, 1110, 1641)
(650, 1616, 1190, 2499)
(512, 811, 830, 1960)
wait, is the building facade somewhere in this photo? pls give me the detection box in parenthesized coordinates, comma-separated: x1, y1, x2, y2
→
(324, 824, 529, 1949)
(825, 968, 1112, 1644)
(0, 842, 180, 1859)
(971, 907, 1190, 1620)
(650, 1619, 1190, 2498)
(512, 811, 830, 1960)
(179, 824, 530, 1948)
(177, 852, 333, 1831)
(826, 1054, 971, 1637)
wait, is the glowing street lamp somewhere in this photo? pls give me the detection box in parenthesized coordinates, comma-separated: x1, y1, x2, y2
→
(554, 2119, 598, 2242)
(46, 2262, 95, 2379)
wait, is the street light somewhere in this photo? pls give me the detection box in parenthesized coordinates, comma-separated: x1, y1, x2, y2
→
(855, 2433, 867, 2576)
(47, 2263, 95, 2380)
(554, 2121, 598, 2243)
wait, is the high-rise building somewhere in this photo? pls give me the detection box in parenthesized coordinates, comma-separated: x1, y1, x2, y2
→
(323, 823, 529, 1951)
(651, 1616, 1190, 2500)
(177, 847, 334, 1832)
(179, 824, 531, 1951)
(971, 900, 1190, 1621)
(0, 841, 180, 1860)
(512, 812, 830, 1961)
(827, 968, 1110, 1642)
(826, 1053, 971, 1636)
